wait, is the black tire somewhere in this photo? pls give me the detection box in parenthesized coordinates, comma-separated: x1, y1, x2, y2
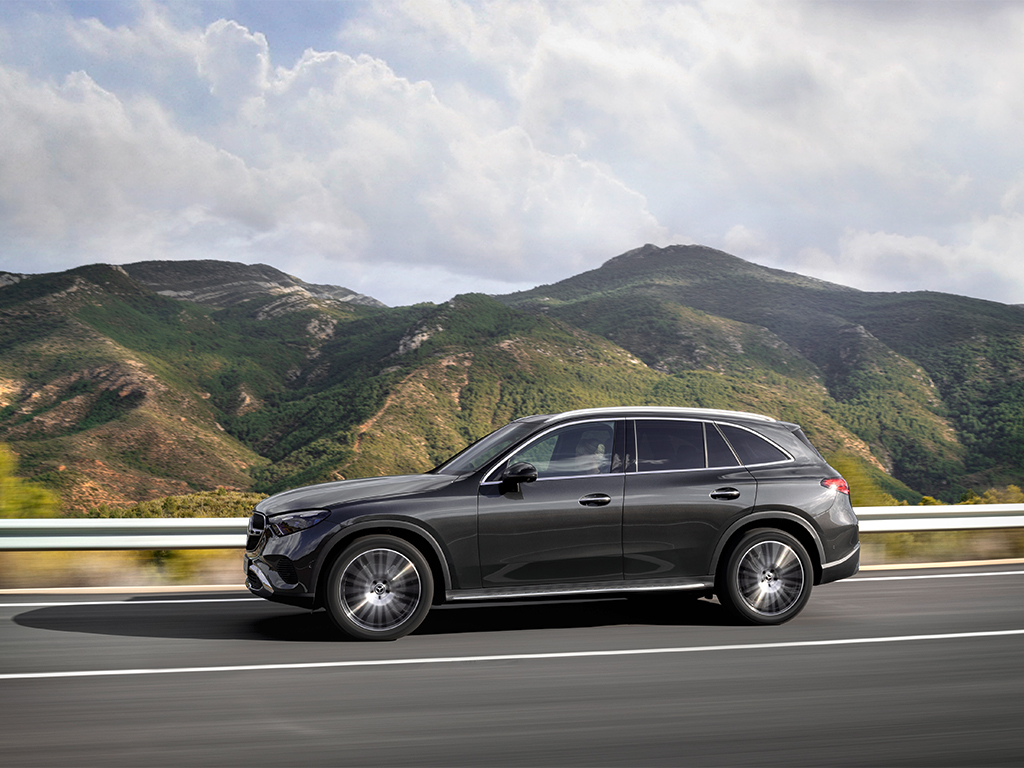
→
(720, 529, 812, 625)
(326, 535, 434, 640)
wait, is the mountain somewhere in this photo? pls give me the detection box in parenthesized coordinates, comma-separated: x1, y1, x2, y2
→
(499, 244, 1024, 495)
(0, 262, 384, 511)
(2, 248, 1022, 513)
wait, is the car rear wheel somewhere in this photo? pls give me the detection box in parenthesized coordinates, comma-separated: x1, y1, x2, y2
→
(326, 535, 434, 640)
(720, 529, 812, 625)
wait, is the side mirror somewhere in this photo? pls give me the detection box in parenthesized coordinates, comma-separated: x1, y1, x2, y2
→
(500, 462, 538, 492)
(504, 462, 538, 483)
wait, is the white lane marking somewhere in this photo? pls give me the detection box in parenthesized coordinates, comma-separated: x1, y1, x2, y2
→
(0, 598, 262, 609)
(2, 628, 1023, 681)
(847, 570, 1024, 582)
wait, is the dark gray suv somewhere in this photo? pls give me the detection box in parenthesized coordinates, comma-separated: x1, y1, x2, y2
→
(245, 407, 859, 639)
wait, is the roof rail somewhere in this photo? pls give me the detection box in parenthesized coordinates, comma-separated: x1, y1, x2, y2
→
(543, 406, 777, 423)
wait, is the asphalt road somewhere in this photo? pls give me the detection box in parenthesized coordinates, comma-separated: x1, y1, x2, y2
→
(1, 564, 1023, 767)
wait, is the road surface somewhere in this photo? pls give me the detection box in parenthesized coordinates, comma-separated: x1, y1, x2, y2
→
(1, 563, 1023, 766)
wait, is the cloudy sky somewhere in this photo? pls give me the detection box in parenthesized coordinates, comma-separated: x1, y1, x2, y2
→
(1, 1, 1023, 307)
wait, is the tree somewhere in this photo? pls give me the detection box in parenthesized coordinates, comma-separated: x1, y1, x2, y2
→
(0, 444, 58, 518)
(958, 485, 1024, 505)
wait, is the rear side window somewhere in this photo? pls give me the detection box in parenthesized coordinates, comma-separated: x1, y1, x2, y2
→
(719, 425, 790, 465)
(635, 420, 705, 472)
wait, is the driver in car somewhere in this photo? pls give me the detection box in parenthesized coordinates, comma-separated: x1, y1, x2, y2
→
(575, 433, 608, 474)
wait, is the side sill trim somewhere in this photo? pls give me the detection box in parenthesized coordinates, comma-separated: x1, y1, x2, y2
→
(446, 578, 711, 602)
(822, 542, 860, 569)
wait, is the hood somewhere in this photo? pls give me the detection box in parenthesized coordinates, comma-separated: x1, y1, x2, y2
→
(256, 473, 456, 516)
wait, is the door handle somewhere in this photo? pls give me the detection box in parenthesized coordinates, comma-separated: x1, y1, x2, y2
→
(710, 487, 741, 501)
(579, 493, 612, 507)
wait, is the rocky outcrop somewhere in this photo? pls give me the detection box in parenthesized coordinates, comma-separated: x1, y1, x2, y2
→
(123, 260, 385, 309)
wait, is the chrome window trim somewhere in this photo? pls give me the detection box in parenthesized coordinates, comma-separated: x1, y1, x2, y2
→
(628, 467, 729, 476)
(481, 417, 626, 484)
(478, 414, 794, 483)
(479, 470, 622, 486)
(631, 417, 721, 473)
(713, 420, 794, 467)
(630, 416, 794, 473)
(705, 421, 741, 468)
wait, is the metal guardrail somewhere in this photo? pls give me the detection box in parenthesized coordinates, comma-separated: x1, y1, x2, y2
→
(855, 504, 1024, 532)
(0, 517, 249, 551)
(0, 505, 1023, 551)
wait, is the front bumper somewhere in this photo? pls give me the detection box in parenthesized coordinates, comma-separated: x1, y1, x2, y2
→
(244, 555, 317, 608)
(244, 511, 319, 609)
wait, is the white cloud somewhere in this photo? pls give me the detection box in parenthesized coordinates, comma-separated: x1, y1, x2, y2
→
(793, 218, 1024, 305)
(0, 64, 271, 248)
(1, 0, 1024, 307)
(196, 19, 270, 101)
(723, 225, 778, 263)
(66, 2, 198, 62)
(0, 7, 667, 302)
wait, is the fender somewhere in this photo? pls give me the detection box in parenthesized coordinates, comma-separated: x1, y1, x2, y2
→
(709, 509, 826, 578)
(311, 517, 455, 596)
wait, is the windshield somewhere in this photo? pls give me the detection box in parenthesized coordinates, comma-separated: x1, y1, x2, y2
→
(432, 421, 539, 475)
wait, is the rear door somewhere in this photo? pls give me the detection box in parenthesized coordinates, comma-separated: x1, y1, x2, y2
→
(623, 419, 757, 579)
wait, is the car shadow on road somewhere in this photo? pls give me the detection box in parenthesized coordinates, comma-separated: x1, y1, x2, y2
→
(13, 593, 729, 642)
(417, 595, 725, 636)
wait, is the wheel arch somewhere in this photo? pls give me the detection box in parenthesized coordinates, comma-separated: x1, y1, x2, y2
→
(710, 511, 825, 588)
(312, 520, 453, 609)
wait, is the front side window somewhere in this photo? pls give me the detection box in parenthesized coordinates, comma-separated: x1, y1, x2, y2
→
(502, 420, 620, 479)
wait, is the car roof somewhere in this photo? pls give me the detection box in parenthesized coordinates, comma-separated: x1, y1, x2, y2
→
(520, 406, 779, 425)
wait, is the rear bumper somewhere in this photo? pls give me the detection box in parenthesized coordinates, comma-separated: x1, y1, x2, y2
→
(819, 542, 860, 584)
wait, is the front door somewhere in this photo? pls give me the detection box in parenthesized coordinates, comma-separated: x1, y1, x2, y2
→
(477, 419, 625, 586)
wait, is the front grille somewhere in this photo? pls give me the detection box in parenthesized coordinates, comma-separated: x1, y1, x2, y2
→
(263, 555, 299, 584)
(246, 512, 267, 551)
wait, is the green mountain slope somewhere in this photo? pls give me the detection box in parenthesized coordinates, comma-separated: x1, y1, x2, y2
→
(5, 246, 1020, 512)
(239, 292, 889, 495)
(0, 264, 380, 510)
(501, 244, 1024, 497)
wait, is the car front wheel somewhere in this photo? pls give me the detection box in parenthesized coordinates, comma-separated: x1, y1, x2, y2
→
(720, 529, 812, 625)
(326, 535, 434, 640)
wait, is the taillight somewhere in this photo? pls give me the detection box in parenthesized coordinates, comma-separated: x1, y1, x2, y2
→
(821, 478, 850, 495)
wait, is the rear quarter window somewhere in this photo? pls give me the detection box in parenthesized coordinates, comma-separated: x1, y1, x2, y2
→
(719, 424, 790, 465)
(791, 427, 825, 460)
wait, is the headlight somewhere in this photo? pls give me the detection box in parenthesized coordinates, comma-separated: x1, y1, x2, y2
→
(269, 510, 330, 537)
